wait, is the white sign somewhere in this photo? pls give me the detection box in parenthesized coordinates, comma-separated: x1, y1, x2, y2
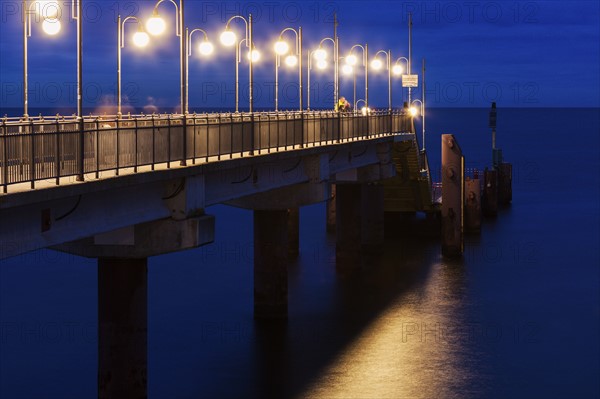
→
(402, 74, 419, 88)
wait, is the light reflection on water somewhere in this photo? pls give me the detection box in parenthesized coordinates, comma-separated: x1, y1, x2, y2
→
(300, 256, 482, 399)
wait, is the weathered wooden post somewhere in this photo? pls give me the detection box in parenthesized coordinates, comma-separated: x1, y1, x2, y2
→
(498, 162, 512, 205)
(441, 134, 464, 257)
(483, 167, 498, 217)
(464, 175, 481, 234)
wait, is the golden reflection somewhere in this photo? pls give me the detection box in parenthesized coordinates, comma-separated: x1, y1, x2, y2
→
(300, 259, 472, 399)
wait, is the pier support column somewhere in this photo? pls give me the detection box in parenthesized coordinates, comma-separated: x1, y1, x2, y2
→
(465, 177, 481, 234)
(336, 183, 362, 270)
(361, 182, 384, 254)
(287, 208, 300, 259)
(441, 134, 464, 258)
(98, 258, 147, 399)
(483, 168, 498, 217)
(326, 183, 337, 233)
(254, 210, 289, 319)
(498, 162, 512, 206)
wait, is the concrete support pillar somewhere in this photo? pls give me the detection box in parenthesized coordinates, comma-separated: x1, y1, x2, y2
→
(441, 134, 464, 258)
(361, 182, 384, 254)
(254, 210, 289, 319)
(465, 177, 481, 234)
(336, 183, 362, 270)
(326, 183, 337, 233)
(483, 168, 498, 217)
(498, 162, 512, 206)
(287, 208, 300, 259)
(98, 258, 147, 399)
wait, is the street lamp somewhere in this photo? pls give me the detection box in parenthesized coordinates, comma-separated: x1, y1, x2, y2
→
(393, 57, 409, 102)
(185, 27, 213, 114)
(146, 0, 186, 116)
(274, 27, 303, 111)
(23, 0, 82, 119)
(231, 38, 260, 113)
(355, 99, 370, 116)
(117, 16, 149, 117)
(307, 48, 328, 110)
(220, 15, 254, 113)
(311, 38, 338, 109)
(410, 99, 426, 151)
(371, 50, 393, 111)
(345, 44, 368, 111)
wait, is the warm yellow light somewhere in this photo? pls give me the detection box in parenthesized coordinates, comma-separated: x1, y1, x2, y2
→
(392, 64, 403, 76)
(146, 15, 166, 36)
(42, 19, 61, 35)
(199, 41, 214, 56)
(36, 1, 60, 19)
(285, 55, 298, 67)
(371, 59, 383, 70)
(274, 40, 289, 55)
(410, 106, 418, 117)
(316, 59, 327, 70)
(361, 107, 368, 116)
(314, 48, 327, 61)
(346, 54, 357, 66)
(248, 49, 261, 62)
(342, 64, 353, 75)
(132, 31, 150, 47)
(220, 30, 236, 46)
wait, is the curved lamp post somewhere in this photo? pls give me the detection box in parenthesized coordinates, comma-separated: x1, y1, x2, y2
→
(185, 27, 213, 114)
(220, 14, 253, 113)
(23, 0, 82, 119)
(344, 44, 368, 110)
(146, 0, 185, 115)
(371, 50, 392, 111)
(117, 16, 149, 117)
(312, 37, 338, 109)
(307, 48, 328, 110)
(274, 27, 303, 111)
(392, 56, 409, 103)
(410, 99, 425, 151)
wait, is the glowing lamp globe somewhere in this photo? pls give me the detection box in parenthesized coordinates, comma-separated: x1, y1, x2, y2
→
(342, 64, 353, 75)
(361, 107, 368, 116)
(410, 107, 418, 117)
(132, 31, 150, 47)
(248, 49, 261, 62)
(274, 40, 289, 55)
(146, 16, 166, 36)
(37, 1, 60, 19)
(42, 19, 61, 35)
(371, 59, 383, 70)
(346, 54, 357, 66)
(314, 48, 327, 61)
(392, 64, 403, 76)
(220, 30, 236, 46)
(285, 55, 298, 67)
(316, 60, 327, 70)
(199, 41, 214, 56)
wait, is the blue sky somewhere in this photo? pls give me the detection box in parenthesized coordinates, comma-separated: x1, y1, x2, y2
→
(0, 0, 598, 113)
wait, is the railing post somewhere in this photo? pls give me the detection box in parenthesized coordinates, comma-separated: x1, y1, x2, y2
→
(151, 115, 156, 170)
(134, 118, 138, 173)
(116, 117, 120, 176)
(337, 111, 341, 144)
(167, 115, 172, 169)
(94, 118, 99, 179)
(181, 114, 187, 166)
(2, 118, 7, 193)
(29, 120, 35, 189)
(192, 114, 196, 164)
(77, 117, 85, 181)
(250, 113, 255, 156)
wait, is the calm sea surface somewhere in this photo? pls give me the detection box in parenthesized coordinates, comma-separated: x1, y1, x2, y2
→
(1, 108, 599, 398)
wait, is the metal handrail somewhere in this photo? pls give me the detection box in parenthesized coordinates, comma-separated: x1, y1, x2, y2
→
(1, 111, 412, 193)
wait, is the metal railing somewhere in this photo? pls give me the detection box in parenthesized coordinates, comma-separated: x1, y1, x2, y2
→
(1, 110, 411, 193)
